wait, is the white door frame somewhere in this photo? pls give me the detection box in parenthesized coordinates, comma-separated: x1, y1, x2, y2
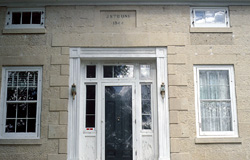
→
(68, 48, 170, 160)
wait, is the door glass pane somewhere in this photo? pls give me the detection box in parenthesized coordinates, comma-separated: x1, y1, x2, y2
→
(105, 86, 133, 160)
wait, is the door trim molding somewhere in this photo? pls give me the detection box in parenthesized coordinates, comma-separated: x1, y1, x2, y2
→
(68, 47, 170, 160)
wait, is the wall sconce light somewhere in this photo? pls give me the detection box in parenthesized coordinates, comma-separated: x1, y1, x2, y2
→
(160, 82, 165, 99)
(71, 83, 77, 100)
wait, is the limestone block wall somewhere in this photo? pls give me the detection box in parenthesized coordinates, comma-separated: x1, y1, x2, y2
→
(0, 5, 249, 160)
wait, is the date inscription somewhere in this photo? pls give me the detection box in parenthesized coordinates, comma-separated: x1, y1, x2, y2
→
(101, 11, 136, 27)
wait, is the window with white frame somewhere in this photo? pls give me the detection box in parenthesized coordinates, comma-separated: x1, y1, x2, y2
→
(0, 67, 42, 139)
(5, 8, 45, 29)
(191, 7, 229, 28)
(194, 65, 238, 137)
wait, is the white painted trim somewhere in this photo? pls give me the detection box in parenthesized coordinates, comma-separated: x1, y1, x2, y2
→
(156, 48, 170, 160)
(194, 65, 238, 138)
(0, 66, 42, 139)
(68, 47, 170, 160)
(68, 58, 81, 160)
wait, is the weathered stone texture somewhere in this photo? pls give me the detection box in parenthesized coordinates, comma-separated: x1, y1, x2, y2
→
(50, 99, 68, 111)
(48, 125, 67, 138)
(60, 112, 68, 125)
(0, 4, 250, 160)
(59, 139, 67, 153)
(50, 75, 69, 87)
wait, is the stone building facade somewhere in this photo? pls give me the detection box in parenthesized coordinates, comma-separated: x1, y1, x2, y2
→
(0, 0, 250, 160)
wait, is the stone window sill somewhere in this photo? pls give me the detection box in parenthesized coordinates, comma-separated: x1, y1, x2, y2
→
(195, 138, 242, 144)
(2, 28, 46, 34)
(0, 139, 42, 145)
(190, 27, 233, 33)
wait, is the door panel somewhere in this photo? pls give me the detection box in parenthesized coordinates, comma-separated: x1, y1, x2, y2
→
(105, 86, 132, 160)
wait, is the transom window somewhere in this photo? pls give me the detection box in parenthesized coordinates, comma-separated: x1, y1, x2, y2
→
(0, 67, 42, 139)
(191, 7, 229, 28)
(5, 8, 45, 29)
(194, 65, 238, 137)
(103, 65, 134, 78)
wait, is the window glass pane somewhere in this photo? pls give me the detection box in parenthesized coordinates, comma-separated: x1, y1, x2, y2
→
(141, 85, 151, 99)
(7, 87, 17, 101)
(8, 72, 17, 86)
(28, 71, 38, 86)
(114, 65, 133, 78)
(142, 100, 151, 114)
(86, 65, 96, 78)
(86, 100, 95, 114)
(28, 103, 37, 118)
(86, 85, 95, 99)
(22, 12, 31, 24)
(6, 104, 17, 118)
(104, 65, 134, 78)
(16, 119, 26, 132)
(12, 12, 21, 24)
(214, 11, 226, 23)
(18, 72, 28, 86)
(140, 65, 150, 79)
(195, 10, 226, 25)
(195, 11, 205, 24)
(86, 116, 95, 128)
(17, 103, 27, 118)
(27, 119, 36, 132)
(32, 12, 41, 24)
(104, 66, 113, 78)
(5, 119, 16, 132)
(28, 87, 37, 100)
(200, 101, 232, 131)
(18, 87, 27, 100)
(199, 70, 230, 100)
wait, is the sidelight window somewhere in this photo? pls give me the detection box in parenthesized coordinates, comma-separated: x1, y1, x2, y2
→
(85, 85, 96, 130)
(141, 84, 152, 130)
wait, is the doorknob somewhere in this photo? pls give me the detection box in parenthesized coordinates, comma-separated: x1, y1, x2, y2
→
(117, 117, 120, 122)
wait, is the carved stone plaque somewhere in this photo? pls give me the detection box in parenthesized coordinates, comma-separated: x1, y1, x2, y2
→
(101, 10, 136, 28)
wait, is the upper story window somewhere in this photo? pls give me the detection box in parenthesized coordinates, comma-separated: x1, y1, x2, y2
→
(0, 67, 42, 139)
(5, 8, 45, 29)
(191, 7, 229, 28)
(194, 65, 238, 138)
